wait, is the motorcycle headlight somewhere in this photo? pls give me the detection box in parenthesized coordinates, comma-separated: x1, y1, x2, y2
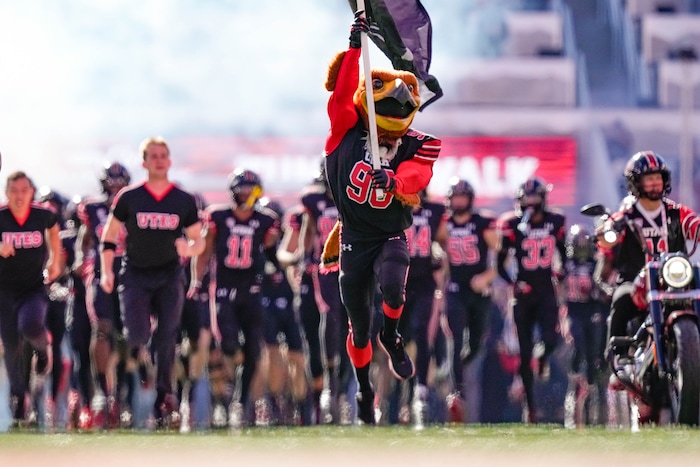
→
(661, 256, 694, 288)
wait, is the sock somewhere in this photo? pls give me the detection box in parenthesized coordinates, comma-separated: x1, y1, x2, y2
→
(355, 364, 372, 394)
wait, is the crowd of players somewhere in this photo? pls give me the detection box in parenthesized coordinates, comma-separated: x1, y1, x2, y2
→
(0, 151, 619, 432)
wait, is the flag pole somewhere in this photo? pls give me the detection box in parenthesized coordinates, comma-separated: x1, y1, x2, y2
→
(357, 0, 384, 198)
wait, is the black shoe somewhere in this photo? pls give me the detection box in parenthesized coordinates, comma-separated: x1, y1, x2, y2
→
(356, 390, 375, 425)
(377, 330, 415, 381)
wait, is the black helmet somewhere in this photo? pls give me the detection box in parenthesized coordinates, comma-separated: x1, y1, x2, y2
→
(516, 177, 550, 213)
(228, 168, 262, 209)
(100, 162, 131, 195)
(447, 178, 474, 214)
(565, 224, 595, 263)
(447, 178, 474, 199)
(623, 151, 671, 200)
(37, 186, 70, 221)
(259, 196, 284, 220)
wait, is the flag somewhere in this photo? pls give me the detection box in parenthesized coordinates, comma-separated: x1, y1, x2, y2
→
(349, 0, 443, 110)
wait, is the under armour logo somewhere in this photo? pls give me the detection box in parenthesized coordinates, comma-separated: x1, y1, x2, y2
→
(341, 243, 353, 252)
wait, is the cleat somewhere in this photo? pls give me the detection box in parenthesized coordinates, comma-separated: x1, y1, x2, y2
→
(158, 394, 181, 430)
(412, 384, 429, 428)
(377, 329, 415, 381)
(77, 407, 93, 431)
(355, 390, 375, 425)
(106, 396, 120, 430)
(120, 405, 133, 429)
(446, 392, 465, 423)
(212, 403, 228, 429)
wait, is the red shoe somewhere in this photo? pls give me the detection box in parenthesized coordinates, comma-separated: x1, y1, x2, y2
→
(446, 392, 465, 423)
(77, 407, 93, 431)
(158, 394, 181, 430)
(107, 396, 120, 430)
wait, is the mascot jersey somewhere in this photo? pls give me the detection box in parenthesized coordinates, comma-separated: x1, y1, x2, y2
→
(323, 47, 440, 241)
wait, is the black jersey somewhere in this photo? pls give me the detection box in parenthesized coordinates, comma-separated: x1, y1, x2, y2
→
(563, 258, 597, 303)
(0, 203, 58, 293)
(112, 183, 199, 270)
(610, 198, 700, 282)
(207, 204, 279, 287)
(79, 196, 127, 276)
(445, 211, 496, 286)
(406, 201, 445, 282)
(301, 186, 339, 264)
(325, 122, 439, 240)
(499, 209, 566, 290)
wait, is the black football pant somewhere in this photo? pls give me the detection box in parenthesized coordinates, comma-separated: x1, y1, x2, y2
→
(513, 288, 559, 416)
(339, 231, 410, 350)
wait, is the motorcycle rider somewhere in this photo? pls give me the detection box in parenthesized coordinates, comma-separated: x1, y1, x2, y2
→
(596, 151, 700, 377)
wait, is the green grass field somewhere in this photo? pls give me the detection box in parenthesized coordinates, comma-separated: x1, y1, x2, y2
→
(2, 425, 700, 466)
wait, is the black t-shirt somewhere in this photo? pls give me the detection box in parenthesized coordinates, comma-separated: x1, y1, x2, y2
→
(0, 203, 58, 293)
(112, 183, 199, 269)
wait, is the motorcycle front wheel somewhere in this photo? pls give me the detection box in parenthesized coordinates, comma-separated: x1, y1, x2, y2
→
(669, 317, 700, 426)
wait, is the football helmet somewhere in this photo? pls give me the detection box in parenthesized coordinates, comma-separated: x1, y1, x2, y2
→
(100, 162, 131, 195)
(446, 177, 474, 215)
(624, 151, 671, 200)
(516, 177, 550, 214)
(259, 196, 284, 220)
(38, 186, 70, 221)
(228, 168, 263, 209)
(565, 224, 595, 263)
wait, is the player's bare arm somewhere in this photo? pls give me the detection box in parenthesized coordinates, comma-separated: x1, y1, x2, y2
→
(44, 223, 64, 282)
(188, 225, 214, 299)
(99, 212, 123, 293)
(176, 220, 205, 258)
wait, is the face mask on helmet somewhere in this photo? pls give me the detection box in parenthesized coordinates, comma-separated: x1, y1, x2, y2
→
(449, 193, 473, 215)
(446, 179, 475, 215)
(231, 184, 262, 210)
(519, 194, 545, 214)
(566, 225, 594, 263)
(228, 169, 263, 210)
(101, 162, 131, 196)
(624, 151, 671, 200)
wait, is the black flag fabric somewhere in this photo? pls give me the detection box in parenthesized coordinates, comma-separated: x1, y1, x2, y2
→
(349, 0, 443, 110)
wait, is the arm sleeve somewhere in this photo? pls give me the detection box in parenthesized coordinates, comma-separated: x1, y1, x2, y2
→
(324, 48, 361, 155)
(393, 138, 441, 195)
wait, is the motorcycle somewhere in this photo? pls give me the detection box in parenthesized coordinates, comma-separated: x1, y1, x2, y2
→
(581, 202, 700, 426)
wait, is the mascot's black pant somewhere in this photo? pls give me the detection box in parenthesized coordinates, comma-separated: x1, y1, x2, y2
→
(338, 230, 410, 350)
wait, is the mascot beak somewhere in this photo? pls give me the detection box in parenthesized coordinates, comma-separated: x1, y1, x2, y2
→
(374, 78, 418, 118)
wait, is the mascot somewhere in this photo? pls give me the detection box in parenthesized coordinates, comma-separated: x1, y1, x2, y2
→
(320, 11, 441, 424)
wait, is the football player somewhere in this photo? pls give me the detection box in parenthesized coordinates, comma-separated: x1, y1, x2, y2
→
(496, 177, 567, 423)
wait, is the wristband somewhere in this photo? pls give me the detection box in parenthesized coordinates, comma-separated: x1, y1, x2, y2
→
(191, 280, 202, 288)
(101, 241, 117, 252)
